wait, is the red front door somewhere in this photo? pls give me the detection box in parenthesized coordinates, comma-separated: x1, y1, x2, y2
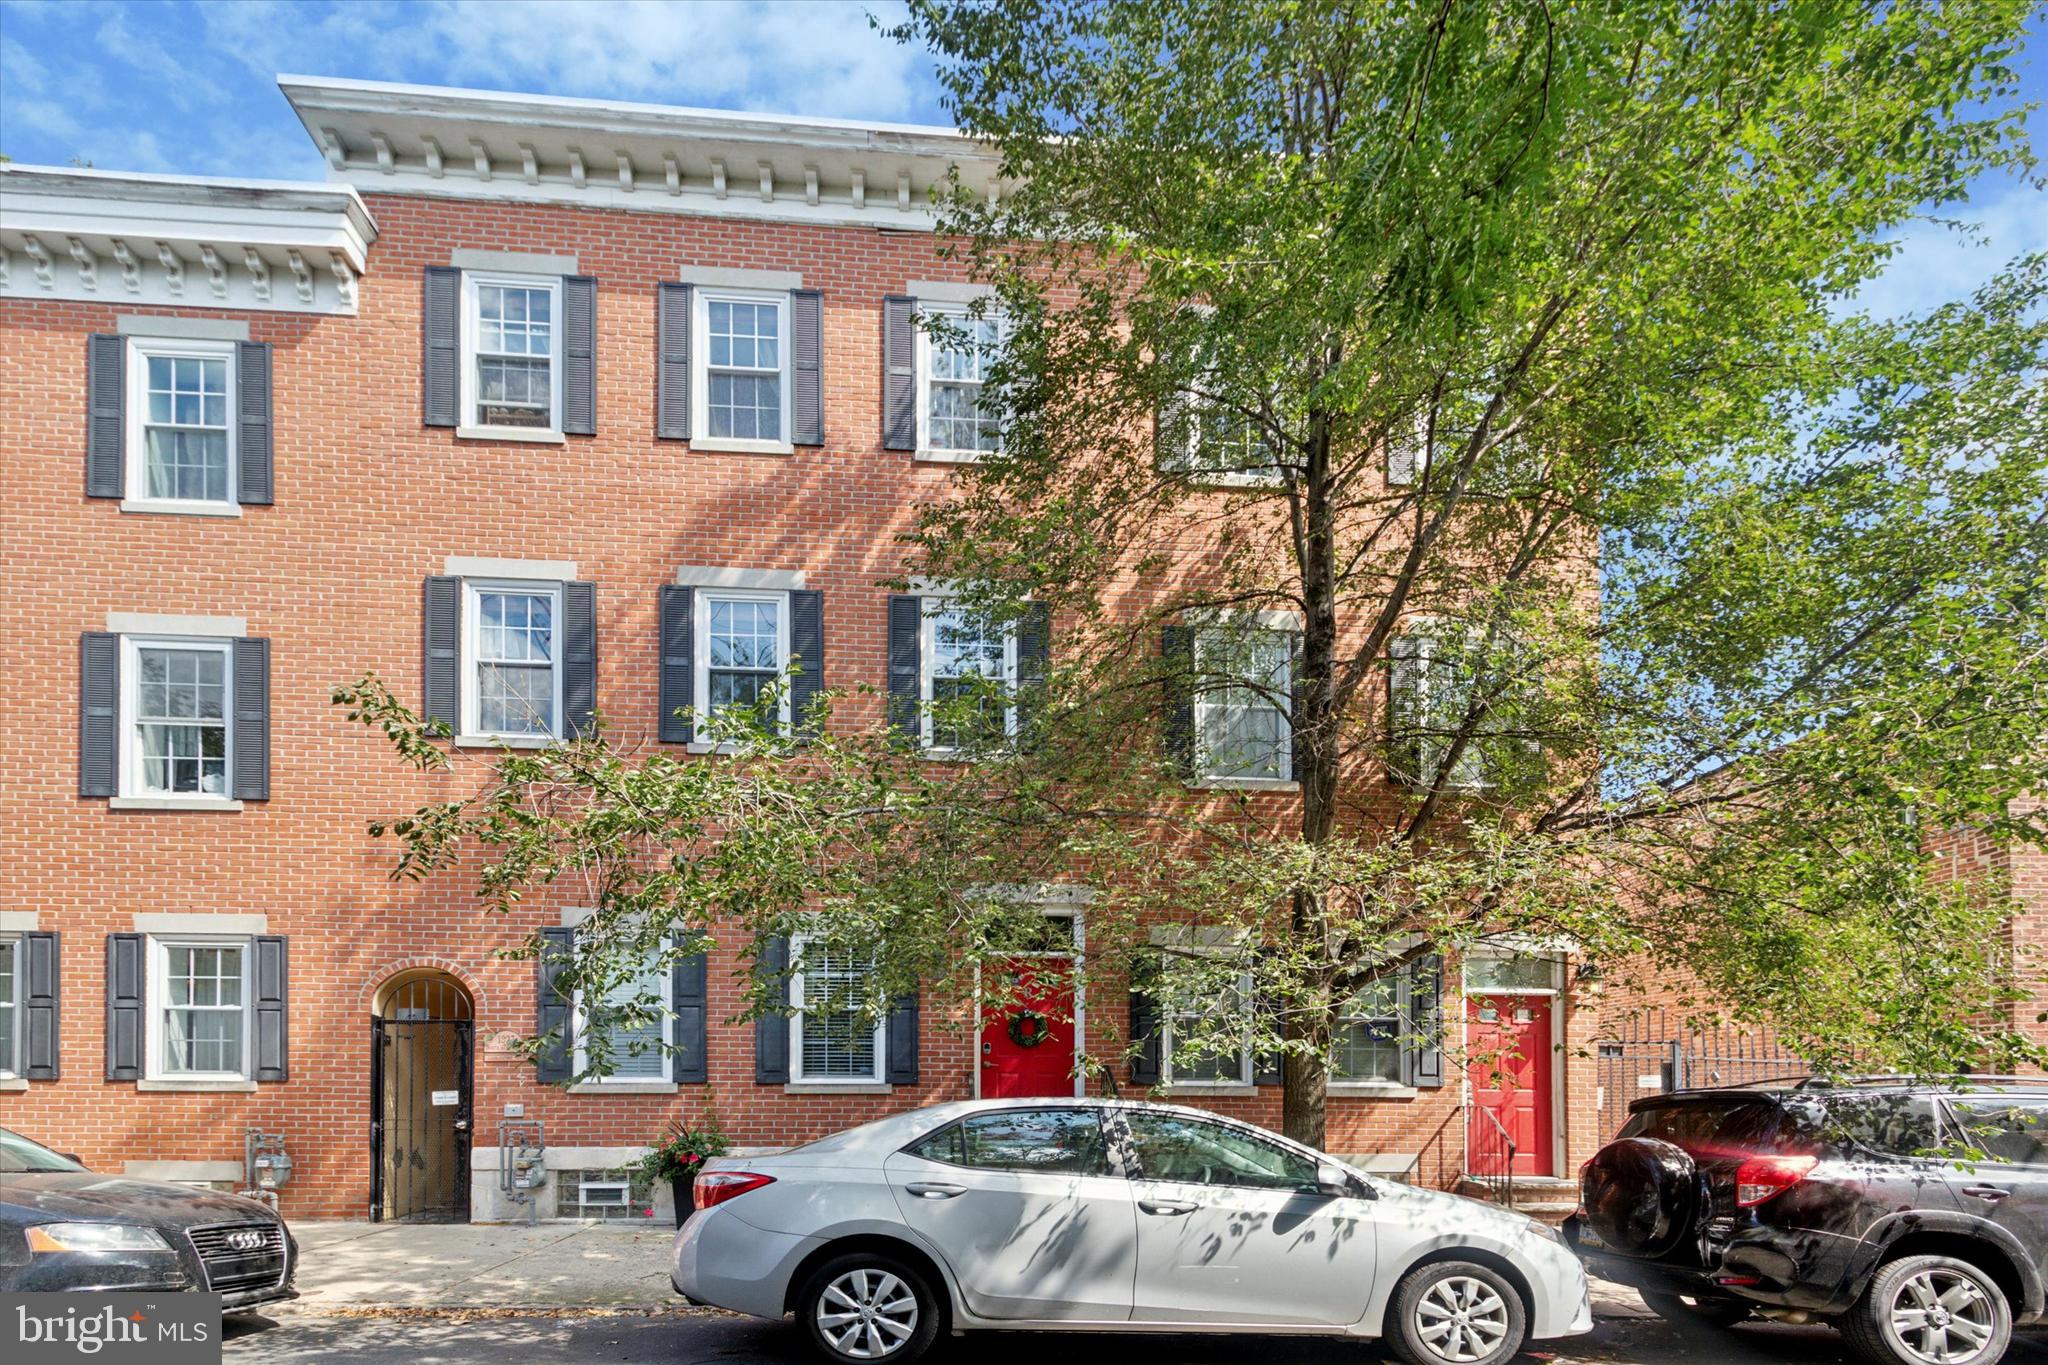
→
(1466, 994, 1554, 1177)
(980, 958, 1076, 1098)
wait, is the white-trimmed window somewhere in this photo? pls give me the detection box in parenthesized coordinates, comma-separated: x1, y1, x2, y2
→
(463, 580, 563, 741)
(922, 601, 1016, 752)
(127, 337, 236, 509)
(0, 937, 18, 1079)
(1195, 628, 1292, 783)
(790, 936, 883, 1084)
(1333, 977, 1403, 1084)
(462, 273, 562, 434)
(1390, 627, 1487, 790)
(1158, 939, 1253, 1087)
(147, 937, 252, 1081)
(574, 948, 671, 1084)
(694, 289, 791, 452)
(699, 590, 789, 731)
(121, 636, 232, 799)
(916, 306, 1004, 460)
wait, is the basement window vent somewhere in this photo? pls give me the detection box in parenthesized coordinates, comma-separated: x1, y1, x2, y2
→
(560, 1168, 655, 1221)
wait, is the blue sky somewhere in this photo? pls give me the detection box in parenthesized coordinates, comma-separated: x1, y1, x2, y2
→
(2, 0, 2042, 318)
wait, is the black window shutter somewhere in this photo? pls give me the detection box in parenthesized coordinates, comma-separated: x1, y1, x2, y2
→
(1128, 953, 1162, 1086)
(1154, 389, 1191, 473)
(886, 594, 922, 740)
(235, 341, 274, 505)
(672, 950, 708, 1084)
(753, 935, 791, 1084)
(23, 931, 59, 1080)
(659, 584, 695, 743)
(791, 288, 824, 446)
(1015, 602, 1050, 741)
(656, 282, 693, 440)
(1404, 953, 1446, 1088)
(231, 637, 270, 801)
(789, 589, 824, 738)
(881, 295, 917, 450)
(1252, 948, 1282, 1085)
(562, 274, 597, 435)
(86, 333, 125, 498)
(1288, 630, 1307, 784)
(79, 632, 120, 798)
(886, 989, 920, 1085)
(423, 266, 462, 427)
(105, 933, 145, 1081)
(253, 935, 288, 1082)
(535, 926, 575, 1083)
(563, 581, 598, 737)
(422, 576, 461, 731)
(1161, 626, 1196, 777)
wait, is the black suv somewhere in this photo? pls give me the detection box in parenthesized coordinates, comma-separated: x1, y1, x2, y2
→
(1568, 1078, 2048, 1365)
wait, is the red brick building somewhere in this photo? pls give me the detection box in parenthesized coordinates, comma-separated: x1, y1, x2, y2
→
(0, 76, 1604, 1222)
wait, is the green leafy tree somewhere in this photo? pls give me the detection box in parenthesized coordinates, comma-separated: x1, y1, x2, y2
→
(342, 0, 2046, 1150)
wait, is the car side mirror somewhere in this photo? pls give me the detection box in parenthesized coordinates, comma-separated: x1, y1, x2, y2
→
(1316, 1161, 1363, 1198)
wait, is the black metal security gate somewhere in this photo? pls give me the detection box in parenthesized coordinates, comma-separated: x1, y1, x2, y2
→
(370, 975, 474, 1223)
(1596, 1006, 1812, 1143)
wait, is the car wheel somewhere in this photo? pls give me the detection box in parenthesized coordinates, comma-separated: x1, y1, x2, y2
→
(1842, 1253, 2011, 1365)
(1385, 1260, 1529, 1365)
(797, 1251, 942, 1365)
(1639, 1288, 1753, 1329)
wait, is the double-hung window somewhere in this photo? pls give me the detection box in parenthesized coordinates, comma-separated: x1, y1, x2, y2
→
(0, 938, 17, 1079)
(1195, 628, 1292, 783)
(574, 945, 671, 1084)
(1390, 627, 1487, 790)
(463, 274, 562, 434)
(122, 637, 231, 799)
(1158, 944, 1253, 1087)
(923, 602, 1015, 752)
(917, 306, 1004, 460)
(698, 591, 788, 732)
(789, 936, 883, 1084)
(149, 938, 251, 1081)
(694, 290, 791, 452)
(463, 581, 563, 741)
(1333, 978, 1403, 1084)
(126, 338, 236, 510)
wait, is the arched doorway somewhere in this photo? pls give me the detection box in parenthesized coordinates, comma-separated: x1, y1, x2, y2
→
(370, 970, 475, 1222)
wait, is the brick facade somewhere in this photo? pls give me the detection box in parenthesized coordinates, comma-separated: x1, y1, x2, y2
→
(0, 81, 1606, 1220)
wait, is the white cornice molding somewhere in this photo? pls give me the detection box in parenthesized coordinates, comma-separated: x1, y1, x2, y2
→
(0, 165, 376, 316)
(279, 74, 1008, 232)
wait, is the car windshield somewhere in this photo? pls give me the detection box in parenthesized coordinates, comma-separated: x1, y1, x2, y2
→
(0, 1128, 84, 1173)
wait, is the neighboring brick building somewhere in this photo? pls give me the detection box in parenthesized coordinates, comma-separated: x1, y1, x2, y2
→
(0, 76, 1602, 1221)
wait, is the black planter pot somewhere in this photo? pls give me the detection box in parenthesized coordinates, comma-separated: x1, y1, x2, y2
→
(671, 1175, 695, 1228)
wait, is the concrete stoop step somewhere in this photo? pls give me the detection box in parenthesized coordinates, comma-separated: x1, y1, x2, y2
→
(1454, 1175, 1579, 1223)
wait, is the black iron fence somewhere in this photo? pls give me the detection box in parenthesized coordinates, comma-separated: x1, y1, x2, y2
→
(1595, 1006, 1813, 1143)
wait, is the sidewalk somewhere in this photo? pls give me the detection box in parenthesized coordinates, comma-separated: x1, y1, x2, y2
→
(286, 1219, 1651, 1317)
(289, 1220, 688, 1310)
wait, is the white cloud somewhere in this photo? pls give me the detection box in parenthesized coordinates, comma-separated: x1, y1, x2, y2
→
(1849, 181, 2048, 319)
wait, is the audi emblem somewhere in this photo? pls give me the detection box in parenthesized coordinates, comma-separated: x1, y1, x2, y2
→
(227, 1230, 267, 1252)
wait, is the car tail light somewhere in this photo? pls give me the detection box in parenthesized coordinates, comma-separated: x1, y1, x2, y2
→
(1733, 1154, 1817, 1207)
(694, 1171, 775, 1212)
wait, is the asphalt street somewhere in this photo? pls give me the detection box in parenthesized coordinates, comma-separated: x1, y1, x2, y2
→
(219, 1306, 2048, 1364)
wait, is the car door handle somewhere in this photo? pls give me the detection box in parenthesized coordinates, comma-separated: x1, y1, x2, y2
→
(1963, 1184, 2011, 1203)
(904, 1182, 967, 1199)
(1139, 1199, 1197, 1216)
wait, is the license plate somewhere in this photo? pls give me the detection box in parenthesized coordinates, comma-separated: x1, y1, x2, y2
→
(1576, 1225, 1605, 1250)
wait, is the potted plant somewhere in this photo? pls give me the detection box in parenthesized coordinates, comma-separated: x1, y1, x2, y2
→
(640, 1114, 727, 1227)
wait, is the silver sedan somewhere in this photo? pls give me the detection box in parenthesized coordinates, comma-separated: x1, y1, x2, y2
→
(671, 1098, 1592, 1365)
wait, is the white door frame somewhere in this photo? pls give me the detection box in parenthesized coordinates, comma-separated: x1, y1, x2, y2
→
(971, 897, 1087, 1100)
(1459, 950, 1568, 1178)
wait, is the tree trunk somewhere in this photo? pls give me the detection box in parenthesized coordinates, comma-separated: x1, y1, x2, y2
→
(1281, 399, 1342, 1149)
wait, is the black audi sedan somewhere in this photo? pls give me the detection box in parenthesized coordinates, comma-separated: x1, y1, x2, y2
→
(0, 1126, 297, 1309)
